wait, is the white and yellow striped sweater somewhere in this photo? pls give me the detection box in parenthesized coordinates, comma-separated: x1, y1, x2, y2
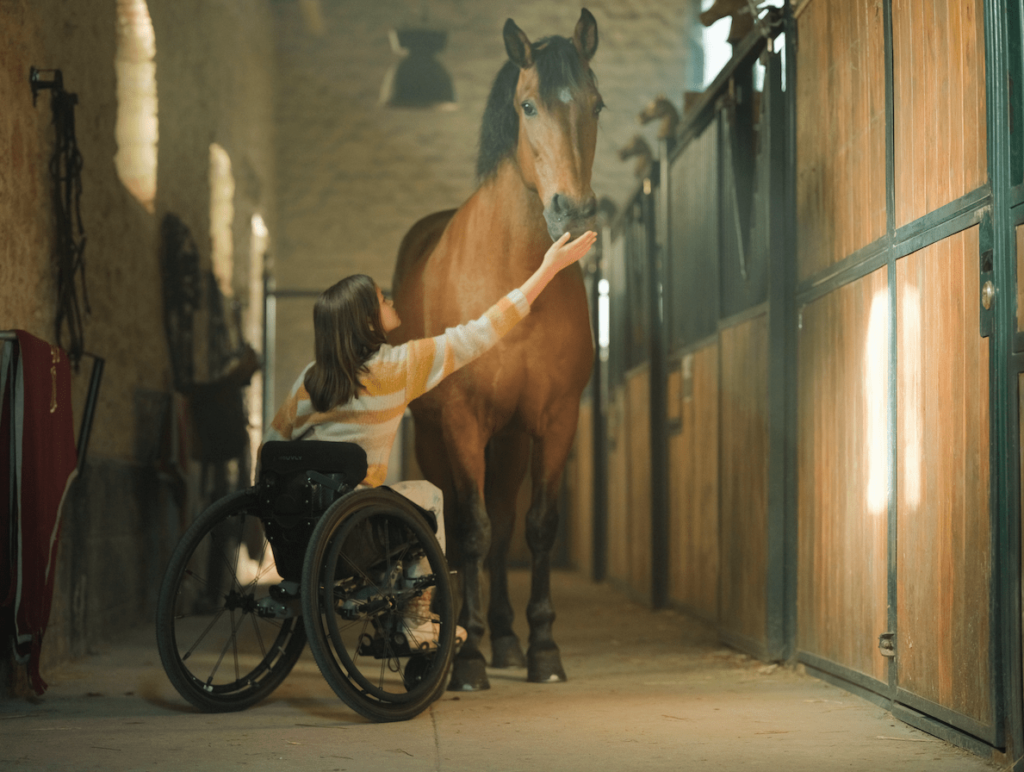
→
(264, 289, 531, 487)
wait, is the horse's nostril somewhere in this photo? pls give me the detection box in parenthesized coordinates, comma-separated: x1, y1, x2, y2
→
(551, 193, 568, 216)
(581, 197, 597, 218)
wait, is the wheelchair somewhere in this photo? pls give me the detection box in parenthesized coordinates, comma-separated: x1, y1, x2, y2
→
(155, 441, 458, 723)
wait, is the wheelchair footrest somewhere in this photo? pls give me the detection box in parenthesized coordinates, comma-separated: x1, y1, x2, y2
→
(358, 631, 437, 658)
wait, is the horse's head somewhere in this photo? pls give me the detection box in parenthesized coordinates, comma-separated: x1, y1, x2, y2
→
(478, 9, 603, 242)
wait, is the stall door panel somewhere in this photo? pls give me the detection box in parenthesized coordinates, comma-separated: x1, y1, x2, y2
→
(892, 0, 986, 229)
(568, 399, 593, 577)
(627, 367, 652, 602)
(718, 315, 768, 649)
(796, 0, 887, 280)
(797, 267, 889, 684)
(668, 343, 719, 621)
(606, 387, 630, 589)
(896, 227, 992, 731)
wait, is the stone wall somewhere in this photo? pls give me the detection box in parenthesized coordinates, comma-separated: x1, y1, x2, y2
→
(0, 0, 277, 691)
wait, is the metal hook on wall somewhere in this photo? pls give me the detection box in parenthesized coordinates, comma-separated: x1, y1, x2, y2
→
(29, 67, 68, 107)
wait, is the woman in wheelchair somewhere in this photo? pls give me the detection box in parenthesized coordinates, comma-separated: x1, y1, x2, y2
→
(262, 228, 596, 649)
(157, 229, 596, 722)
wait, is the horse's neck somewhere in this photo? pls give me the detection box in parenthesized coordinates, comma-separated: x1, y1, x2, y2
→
(459, 162, 550, 269)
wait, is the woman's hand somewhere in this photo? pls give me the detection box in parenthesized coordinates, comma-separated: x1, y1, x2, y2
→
(521, 230, 598, 304)
(541, 230, 598, 274)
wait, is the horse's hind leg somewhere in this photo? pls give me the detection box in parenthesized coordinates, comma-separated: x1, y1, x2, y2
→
(524, 416, 577, 683)
(485, 428, 530, 669)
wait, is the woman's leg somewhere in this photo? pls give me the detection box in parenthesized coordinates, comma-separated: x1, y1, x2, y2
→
(390, 480, 446, 553)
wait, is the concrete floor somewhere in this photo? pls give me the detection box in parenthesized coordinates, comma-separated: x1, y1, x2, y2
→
(0, 569, 1006, 772)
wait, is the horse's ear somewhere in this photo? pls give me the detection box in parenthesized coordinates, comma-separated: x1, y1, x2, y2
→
(503, 18, 534, 69)
(574, 8, 598, 61)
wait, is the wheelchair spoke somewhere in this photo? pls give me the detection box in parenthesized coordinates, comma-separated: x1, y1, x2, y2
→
(179, 607, 229, 662)
(182, 567, 210, 590)
(252, 539, 279, 584)
(207, 608, 244, 686)
(247, 608, 268, 660)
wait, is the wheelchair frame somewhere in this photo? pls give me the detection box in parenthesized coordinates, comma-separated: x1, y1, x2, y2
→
(155, 441, 457, 722)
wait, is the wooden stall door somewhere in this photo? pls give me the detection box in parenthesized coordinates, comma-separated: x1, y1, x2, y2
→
(668, 344, 719, 622)
(797, 268, 890, 686)
(568, 399, 594, 577)
(718, 314, 769, 653)
(795, 0, 887, 281)
(606, 386, 630, 588)
(895, 228, 993, 741)
(626, 366, 652, 602)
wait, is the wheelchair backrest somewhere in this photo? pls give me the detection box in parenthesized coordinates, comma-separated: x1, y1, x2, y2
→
(258, 440, 368, 517)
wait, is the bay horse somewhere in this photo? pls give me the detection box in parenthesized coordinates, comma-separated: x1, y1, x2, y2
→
(391, 8, 601, 691)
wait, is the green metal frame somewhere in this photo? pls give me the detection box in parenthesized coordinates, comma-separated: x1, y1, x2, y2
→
(592, 0, 1024, 759)
(787, 0, 1019, 757)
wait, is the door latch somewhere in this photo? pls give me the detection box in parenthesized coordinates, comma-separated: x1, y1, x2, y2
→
(979, 209, 994, 338)
(878, 632, 896, 658)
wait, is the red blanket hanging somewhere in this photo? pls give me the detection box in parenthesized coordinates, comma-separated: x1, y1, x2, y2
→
(0, 330, 78, 694)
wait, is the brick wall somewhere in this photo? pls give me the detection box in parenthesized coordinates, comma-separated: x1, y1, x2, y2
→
(0, 0, 277, 690)
(269, 0, 705, 408)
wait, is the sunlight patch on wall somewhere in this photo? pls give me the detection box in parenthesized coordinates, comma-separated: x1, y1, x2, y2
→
(246, 213, 269, 481)
(899, 284, 922, 511)
(209, 143, 235, 297)
(114, 0, 158, 212)
(865, 289, 889, 517)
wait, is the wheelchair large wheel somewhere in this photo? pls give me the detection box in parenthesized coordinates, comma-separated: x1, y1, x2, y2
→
(301, 488, 455, 722)
(156, 489, 307, 712)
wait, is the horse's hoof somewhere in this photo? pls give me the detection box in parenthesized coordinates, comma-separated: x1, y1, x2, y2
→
(490, 635, 527, 669)
(527, 647, 567, 683)
(448, 656, 491, 691)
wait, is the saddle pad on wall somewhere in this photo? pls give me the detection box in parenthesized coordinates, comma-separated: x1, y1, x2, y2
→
(0, 330, 77, 694)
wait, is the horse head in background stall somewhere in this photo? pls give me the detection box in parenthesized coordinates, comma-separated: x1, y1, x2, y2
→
(391, 8, 601, 691)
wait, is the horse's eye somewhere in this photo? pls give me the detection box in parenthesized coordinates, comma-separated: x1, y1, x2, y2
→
(594, 101, 605, 116)
(521, 101, 537, 117)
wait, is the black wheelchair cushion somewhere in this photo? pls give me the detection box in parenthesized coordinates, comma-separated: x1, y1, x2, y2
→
(260, 440, 368, 489)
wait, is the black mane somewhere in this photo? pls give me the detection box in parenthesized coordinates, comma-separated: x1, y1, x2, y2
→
(476, 35, 593, 181)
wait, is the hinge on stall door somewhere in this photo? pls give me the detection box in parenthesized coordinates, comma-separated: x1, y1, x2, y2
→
(878, 632, 896, 658)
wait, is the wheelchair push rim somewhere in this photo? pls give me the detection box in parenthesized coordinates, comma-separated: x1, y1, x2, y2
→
(302, 489, 456, 722)
(156, 489, 307, 712)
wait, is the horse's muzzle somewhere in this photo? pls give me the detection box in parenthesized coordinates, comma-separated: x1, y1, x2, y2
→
(544, 193, 598, 241)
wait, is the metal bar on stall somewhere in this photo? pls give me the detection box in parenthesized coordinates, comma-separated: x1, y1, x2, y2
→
(75, 354, 104, 471)
(649, 145, 670, 609)
(591, 238, 609, 584)
(261, 282, 321, 442)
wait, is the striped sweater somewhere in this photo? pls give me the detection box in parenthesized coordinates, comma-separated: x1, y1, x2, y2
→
(264, 289, 531, 486)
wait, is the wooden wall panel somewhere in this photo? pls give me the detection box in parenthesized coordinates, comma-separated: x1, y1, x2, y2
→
(796, 0, 887, 280)
(668, 343, 719, 622)
(568, 399, 594, 577)
(797, 267, 889, 683)
(896, 227, 991, 726)
(892, 0, 986, 228)
(718, 315, 769, 647)
(627, 367, 652, 601)
(606, 388, 630, 589)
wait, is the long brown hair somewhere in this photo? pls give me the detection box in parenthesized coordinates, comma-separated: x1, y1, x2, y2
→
(304, 274, 388, 412)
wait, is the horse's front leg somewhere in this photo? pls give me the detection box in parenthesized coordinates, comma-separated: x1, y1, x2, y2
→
(484, 428, 530, 668)
(524, 417, 577, 683)
(443, 418, 493, 692)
